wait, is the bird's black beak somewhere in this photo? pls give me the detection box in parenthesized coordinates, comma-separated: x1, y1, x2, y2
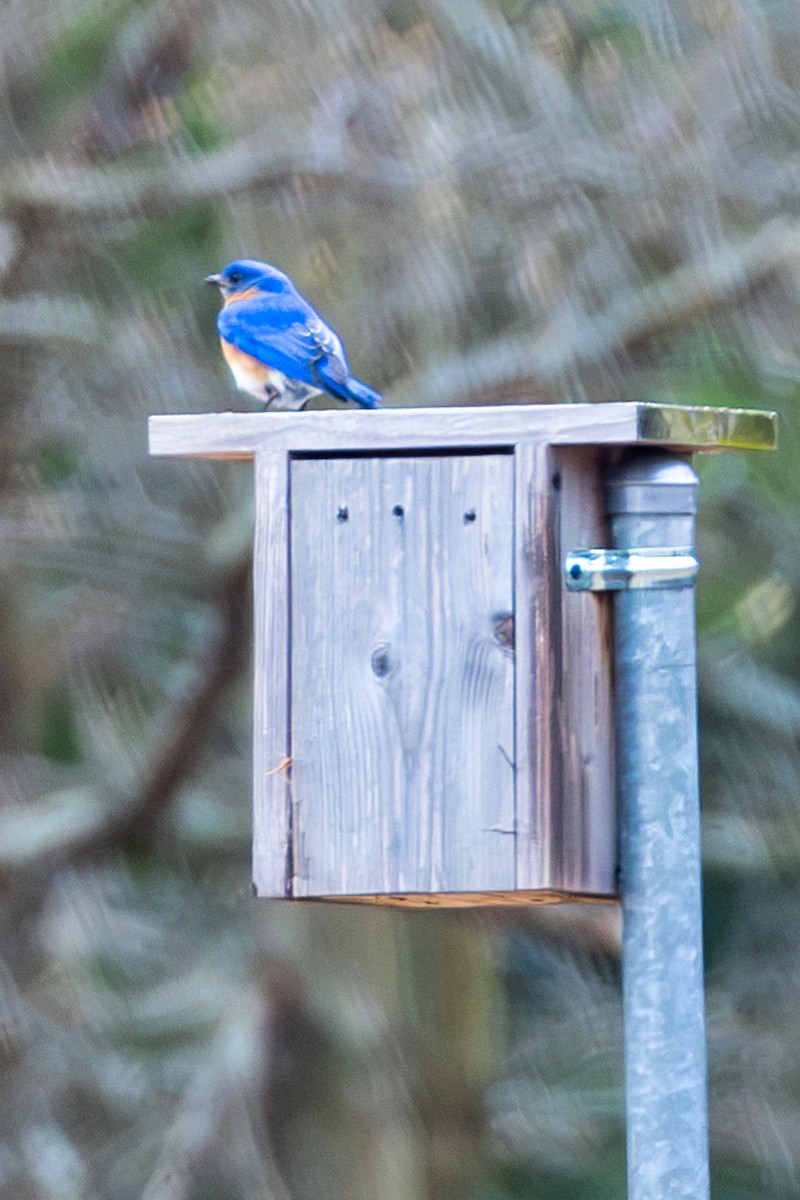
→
(205, 273, 222, 286)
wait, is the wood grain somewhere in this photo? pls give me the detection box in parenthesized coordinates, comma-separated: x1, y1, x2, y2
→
(148, 402, 775, 459)
(252, 450, 292, 896)
(149, 404, 638, 458)
(554, 447, 616, 894)
(514, 441, 560, 890)
(289, 454, 515, 896)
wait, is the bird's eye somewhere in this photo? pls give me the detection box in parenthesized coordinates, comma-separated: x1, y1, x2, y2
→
(227, 271, 242, 285)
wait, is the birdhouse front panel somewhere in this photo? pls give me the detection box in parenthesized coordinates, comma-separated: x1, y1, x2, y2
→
(290, 453, 515, 897)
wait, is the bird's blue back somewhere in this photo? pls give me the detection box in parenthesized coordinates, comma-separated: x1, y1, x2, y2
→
(213, 260, 381, 408)
(218, 290, 342, 389)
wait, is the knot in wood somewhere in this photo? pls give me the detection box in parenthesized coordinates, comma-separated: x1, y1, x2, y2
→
(370, 644, 394, 678)
(493, 613, 514, 651)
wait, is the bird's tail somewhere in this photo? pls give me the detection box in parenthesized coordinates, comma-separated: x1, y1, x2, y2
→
(341, 376, 382, 409)
(315, 359, 382, 408)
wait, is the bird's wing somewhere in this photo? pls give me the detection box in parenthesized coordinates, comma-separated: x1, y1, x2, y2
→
(217, 296, 348, 387)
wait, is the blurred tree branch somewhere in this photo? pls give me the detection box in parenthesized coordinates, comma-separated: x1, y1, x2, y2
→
(402, 217, 800, 403)
(0, 142, 421, 218)
(0, 296, 100, 343)
(0, 553, 250, 872)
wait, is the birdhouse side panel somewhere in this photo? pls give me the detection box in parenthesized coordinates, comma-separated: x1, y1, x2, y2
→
(513, 444, 616, 897)
(556, 447, 617, 895)
(289, 454, 516, 898)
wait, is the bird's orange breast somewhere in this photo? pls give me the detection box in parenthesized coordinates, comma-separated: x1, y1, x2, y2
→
(222, 287, 262, 307)
(220, 338, 285, 396)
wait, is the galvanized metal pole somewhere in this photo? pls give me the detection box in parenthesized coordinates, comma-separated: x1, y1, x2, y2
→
(606, 451, 710, 1200)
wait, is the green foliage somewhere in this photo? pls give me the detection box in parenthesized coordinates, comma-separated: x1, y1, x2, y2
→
(114, 204, 220, 292)
(39, 683, 83, 762)
(36, 0, 133, 116)
(34, 439, 84, 487)
(175, 75, 228, 154)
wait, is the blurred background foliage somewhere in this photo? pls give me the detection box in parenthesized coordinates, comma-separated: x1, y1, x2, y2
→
(0, 0, 799, 1196)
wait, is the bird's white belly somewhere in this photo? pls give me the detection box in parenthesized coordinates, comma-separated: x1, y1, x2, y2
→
(220, 340, 319, 409)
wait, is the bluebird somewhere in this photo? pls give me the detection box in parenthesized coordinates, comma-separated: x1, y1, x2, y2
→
(205, 259, 382, 410)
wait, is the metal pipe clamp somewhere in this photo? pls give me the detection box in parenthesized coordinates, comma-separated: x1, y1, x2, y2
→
(564, 547, 699, 592)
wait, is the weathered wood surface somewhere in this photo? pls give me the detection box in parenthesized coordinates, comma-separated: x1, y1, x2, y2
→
(252, 451, 292, 896)
(149, 401, 773, 902)
(289, 454, 515, 896)
(513, 441, 560, 891)
(322, 890, 615, 907)
(148, 402, 776, 460)
(552, 447, 616, 893)
(248, 443, 617, 901)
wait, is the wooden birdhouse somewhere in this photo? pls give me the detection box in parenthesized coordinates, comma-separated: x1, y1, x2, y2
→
(148, 402, 774, 906)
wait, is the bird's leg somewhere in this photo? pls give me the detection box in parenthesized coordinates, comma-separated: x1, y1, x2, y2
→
(261, 383, 283, 410)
